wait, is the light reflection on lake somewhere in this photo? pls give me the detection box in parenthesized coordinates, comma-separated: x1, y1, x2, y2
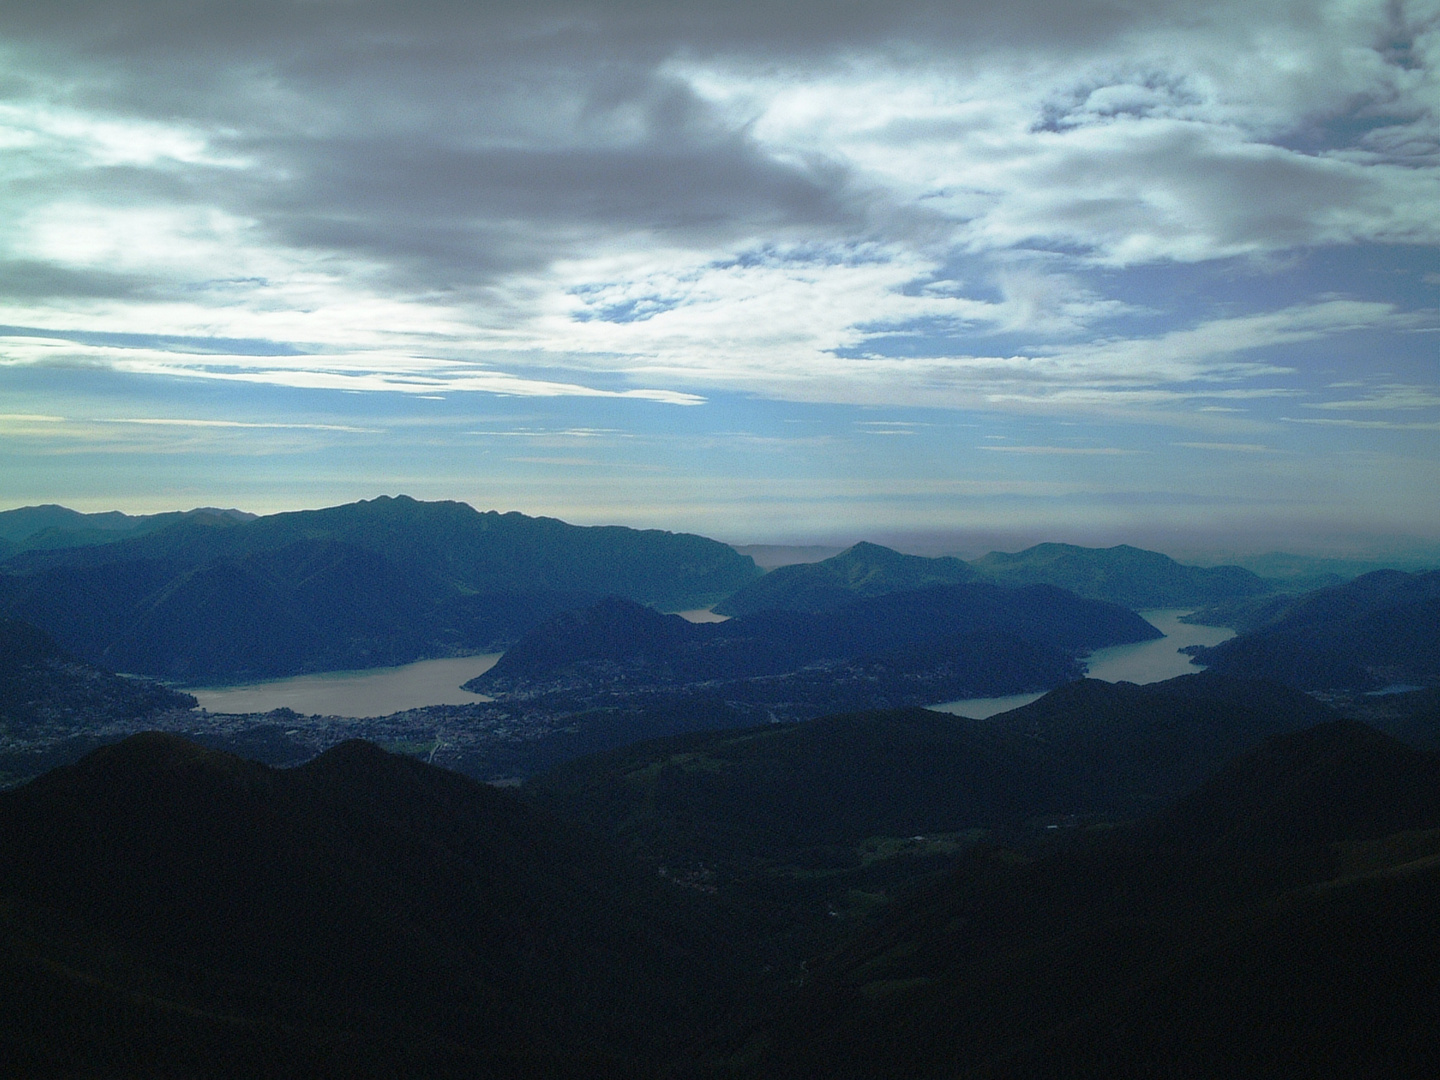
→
(190, 654, 502, 718)
(930, 609, 1236, 719)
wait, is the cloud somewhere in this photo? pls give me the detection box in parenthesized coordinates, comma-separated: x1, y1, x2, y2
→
(1281, 416, 1440, 430)
(1173, 441, 1276, 453)
(94, 417, 378, 433)
(1305, 384, 1440, 410)
(977, 445, 1146, 455)
(0, 0, 1436, 424)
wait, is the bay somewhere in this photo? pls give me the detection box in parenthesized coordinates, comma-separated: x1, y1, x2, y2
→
(930, 609, 1236, 719)
(190, 654, 502, 718)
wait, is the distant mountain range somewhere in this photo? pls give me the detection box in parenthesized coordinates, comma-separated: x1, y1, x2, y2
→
(0, 505, 258, 566)
(715, 541, 976, 616)
(0, 496, 760, 682)
(1192, 569, 1440, 690)
(968, 541, 1271, 608)
(715, 539, 1270, 616)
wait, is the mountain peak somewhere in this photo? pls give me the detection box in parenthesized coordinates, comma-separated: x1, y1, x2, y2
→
(715, 540, 973, 616)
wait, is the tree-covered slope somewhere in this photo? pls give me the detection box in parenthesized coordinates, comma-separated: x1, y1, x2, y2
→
(0, 619, 194, 739)
(0, 496, 761, 681)
(0, 734, 762, 1077)
(476, 584, 1160, 696)
(526, 673, 1333, 873)
(714, 542, 975, 616)
(744, 720, 1440, 1079)
(1191, 569, 1440, 690)
(969, 542, 1269, 608)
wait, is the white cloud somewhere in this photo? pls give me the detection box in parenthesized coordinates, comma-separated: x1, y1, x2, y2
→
(1173, 441, 1277, 453)
(1306, 384, 1440, 410)
(0, 0, 1436, 424)
(977, 445, 1147, 455)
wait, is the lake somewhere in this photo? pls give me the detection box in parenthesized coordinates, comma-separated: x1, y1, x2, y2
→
(189, 610, 1236, 721)
(930, 609, 1236, 719)
(190, 654, 502, 718)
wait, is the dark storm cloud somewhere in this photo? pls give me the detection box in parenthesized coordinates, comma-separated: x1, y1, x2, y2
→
(3, 1, 1430, 288)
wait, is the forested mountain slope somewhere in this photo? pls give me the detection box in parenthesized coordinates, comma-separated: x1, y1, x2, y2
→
(0, 496, 759, 682)
(743, 719, 1440, 1079)
(969, 542, 1269, 608)
(1192, 569, 1440, 690)
(0, 734, 764, 1078)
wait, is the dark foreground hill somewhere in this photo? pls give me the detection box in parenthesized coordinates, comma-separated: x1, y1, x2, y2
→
(525, 673, 1331, 937)
(1191, 568, 1440, 690)
(0, 734, 765, 1078)
(742, 720, 1440, 1079)
(714, 542, 975, 616)
(969, 541, 1269, 608)
(0, 496, 759, 682)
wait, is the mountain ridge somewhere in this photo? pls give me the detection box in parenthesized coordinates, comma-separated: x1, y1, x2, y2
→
(0, 496, 760, 682)
(1192, 568, 1440, 690)
(0, 732, 765, 1076)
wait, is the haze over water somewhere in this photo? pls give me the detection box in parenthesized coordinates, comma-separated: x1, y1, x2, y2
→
(931, 610, 1235, 719)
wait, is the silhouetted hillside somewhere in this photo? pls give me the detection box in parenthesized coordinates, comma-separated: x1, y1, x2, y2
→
(743, 720, 1440, 1079)
(970, 542, 1269, 608)
(529, 673, 1332, 866)
(0, 619, 194, 737)
(528, 708, 1056, 865)
(714, 542, 975, 616)
(525, 673, 1332, 946)
(984, 670, 1336, 813)
(1338, 686, 1440, 751)
(0, 734, 765, 1077)
(476, 585, 1158, 697)
(1155, 718, 1440, 851)
(0, 496, 760, 681)
(1192, 569, 1440, 690)
(0, 504, 253, 555)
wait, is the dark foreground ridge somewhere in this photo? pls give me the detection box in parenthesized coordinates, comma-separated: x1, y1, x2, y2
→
(0, 733, 765, 1078)
(524, 672, 1334, 945)
(741, 719, 1440, 1079)
(5, 703, 1440, 1077)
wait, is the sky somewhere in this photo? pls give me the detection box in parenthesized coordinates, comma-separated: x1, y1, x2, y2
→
(1, 1, 1438, 557)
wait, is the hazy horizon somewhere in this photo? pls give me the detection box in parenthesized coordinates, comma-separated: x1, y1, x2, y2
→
(2, 3, 1437, 554)
(5, 493, 1439, 567)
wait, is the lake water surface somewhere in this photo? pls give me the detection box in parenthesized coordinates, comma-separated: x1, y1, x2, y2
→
(190, 610, 1236, 721)
(930, 609, 1235, 719)
(190, 654, 502, 718)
